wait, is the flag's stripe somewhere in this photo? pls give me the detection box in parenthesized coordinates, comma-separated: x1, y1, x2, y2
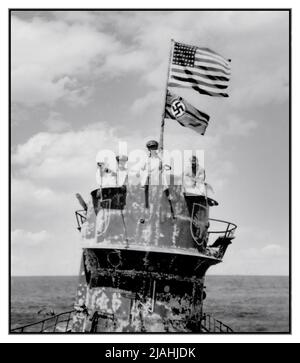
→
(198, 47, 222, 56)
(173, 64, 231, 80)
(194, 63, 231, 76)
(170, 73, 228, 91)
(194, 56, 231, 71)
(168, 81, 229, 98)
(170, 68, 229, 89)
(170, 74, 228, 94)
(171, 66, 230, 83)
(186, 107, 210, 122)
(185, 123, 207, 135)
(177, 119, 186, 127)
(185, 110, 209, 124)
(172, 59, 230, 77)
(187, 121, 206, 128)
(166, 111, 208, 130)
(169, 76, 228, 95)
(196, 54, 230, 71)
(197, 47, 231, 65)
(195, 50, 231, 68)
(194, 59, 231, 75)
(170, 74, 225, 92)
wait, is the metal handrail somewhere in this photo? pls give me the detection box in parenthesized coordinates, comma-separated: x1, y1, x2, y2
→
(11, 309, 233, 333)
(208, 218, 237, 238)
(201, 313, 233, 333)
(11, 309, 75, 333)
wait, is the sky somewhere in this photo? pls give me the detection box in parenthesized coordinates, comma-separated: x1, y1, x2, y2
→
(10, 10, 290, 276)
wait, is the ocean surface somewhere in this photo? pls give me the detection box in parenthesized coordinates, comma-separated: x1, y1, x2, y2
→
(10, 275, 289, 333)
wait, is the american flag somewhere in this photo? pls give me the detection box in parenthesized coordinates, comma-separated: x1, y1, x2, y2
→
(168, 41, 231, 97)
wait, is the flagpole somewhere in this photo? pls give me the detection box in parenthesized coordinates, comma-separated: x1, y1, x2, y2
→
(159, 39, 174, 153)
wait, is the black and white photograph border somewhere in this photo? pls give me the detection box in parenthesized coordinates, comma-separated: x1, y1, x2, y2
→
(0, 0, 299, 344)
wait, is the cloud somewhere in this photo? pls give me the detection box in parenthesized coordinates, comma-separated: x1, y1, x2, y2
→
(11, 11, 289, 110)
(102, 49, 150, 75)
(11, 103, 32, 126)
(12, 123, 116, 187)
(262, 244, 287, 257)
(52, 10, 104, 27)
(12, 178, 66, 211)
(224, 116, 257, 136)
(43, 111, 71, 132)
(130, 90, 162, 115)
(11, 121, 153, 195)
(12, 229, 50, 246)
(11, 178, 73, 230)
(11, 15, 120, 106)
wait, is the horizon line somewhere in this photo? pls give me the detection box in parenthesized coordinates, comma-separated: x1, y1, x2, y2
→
(11, 274, 290, 277)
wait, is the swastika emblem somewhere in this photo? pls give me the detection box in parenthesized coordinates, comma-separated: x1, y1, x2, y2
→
(171, 99, 186, 118)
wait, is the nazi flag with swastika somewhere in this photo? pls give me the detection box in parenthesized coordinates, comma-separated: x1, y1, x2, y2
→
(164, 90, 210, 135)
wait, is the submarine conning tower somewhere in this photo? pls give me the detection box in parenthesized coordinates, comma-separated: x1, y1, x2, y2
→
(72, 159, 237, 333)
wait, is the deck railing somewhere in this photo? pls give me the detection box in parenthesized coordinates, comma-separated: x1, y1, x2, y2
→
(208, 218, 237, 239)
(11, 310, 233, 333)
(11, 310, 75, 333)
(201, 313, 234, 333)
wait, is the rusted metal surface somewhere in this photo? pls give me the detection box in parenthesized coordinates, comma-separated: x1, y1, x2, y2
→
(71, 249, 215, 332)
(80, 184, 214, 252)
(71, 176, 236, 332)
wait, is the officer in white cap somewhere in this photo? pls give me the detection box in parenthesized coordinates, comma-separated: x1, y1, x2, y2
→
(116, 154, 128, 187)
